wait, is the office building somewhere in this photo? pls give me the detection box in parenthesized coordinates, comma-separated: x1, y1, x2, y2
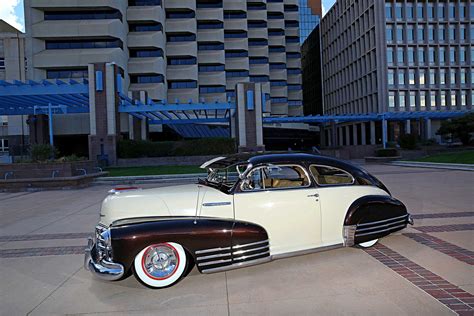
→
(302, 24, 323, 115)
(318, 0, 473, 143)
(299, 0, 322, 43)
(0, 20, 27, 156)
(24, 0, 303, 117)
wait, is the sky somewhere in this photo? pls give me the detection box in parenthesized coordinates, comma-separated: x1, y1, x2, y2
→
(0, 0, 336, 33)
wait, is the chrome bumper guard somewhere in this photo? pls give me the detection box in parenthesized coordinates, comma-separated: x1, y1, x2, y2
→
(84, 237, 124, 281)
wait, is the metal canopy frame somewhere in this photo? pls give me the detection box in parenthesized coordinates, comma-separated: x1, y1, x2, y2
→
(118, 93, 235, 125)
(0, 79, 89, 115)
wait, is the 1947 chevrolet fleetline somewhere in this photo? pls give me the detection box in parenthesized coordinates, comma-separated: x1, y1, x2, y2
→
(85, 153, 413, 288)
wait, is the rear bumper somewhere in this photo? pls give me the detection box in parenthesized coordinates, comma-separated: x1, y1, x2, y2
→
(84, 237, 124, 281)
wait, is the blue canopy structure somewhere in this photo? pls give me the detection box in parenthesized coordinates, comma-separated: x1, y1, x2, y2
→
(263, 110, 472, 124)
(0, 79, 89, 115)
(118, 93, 234, 125)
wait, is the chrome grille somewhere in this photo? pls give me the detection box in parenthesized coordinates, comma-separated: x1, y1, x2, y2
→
(95, 224, 112, 261)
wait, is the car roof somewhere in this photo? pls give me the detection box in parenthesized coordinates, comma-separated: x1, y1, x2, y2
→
(201, 152, 362, 173)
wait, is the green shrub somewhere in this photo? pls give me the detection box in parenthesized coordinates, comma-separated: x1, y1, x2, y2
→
(399, 133, 418, 150)
(56, 154, 87, 162)
(375, 148, 399, 157)
(118, 138, 236, 158)
(30, 144, 58, 162)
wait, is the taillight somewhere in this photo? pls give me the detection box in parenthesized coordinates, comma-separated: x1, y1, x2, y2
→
(108, 186, 141, 195)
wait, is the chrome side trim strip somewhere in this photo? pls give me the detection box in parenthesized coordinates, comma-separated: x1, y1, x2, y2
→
(233, 245, 269, 255)
(233, 250, 270, 261)
(197, 258, 232, 267)
(356, 218, 407, 232)
(272, 243, 343, 260)
(201, 257, 271, 274)
(355, 223, 406, 237)
(202, 202, 232, 207)
(196, 252, 232, 261)
(195, 246, 231, 255)
(233, 239, 269, 249)
(356, 214, 408, 227)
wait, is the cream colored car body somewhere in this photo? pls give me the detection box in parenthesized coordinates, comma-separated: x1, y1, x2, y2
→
(100, 182, 388, 256)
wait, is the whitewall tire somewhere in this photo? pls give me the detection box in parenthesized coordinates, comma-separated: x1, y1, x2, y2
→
(133, 242, 187, 288)
(358, 239, 379, 248)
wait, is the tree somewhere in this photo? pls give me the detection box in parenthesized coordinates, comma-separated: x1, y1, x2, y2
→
(436, 113, 474, 146)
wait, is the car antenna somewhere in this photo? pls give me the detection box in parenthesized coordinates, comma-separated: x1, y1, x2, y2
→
(194, 185, 202, 224)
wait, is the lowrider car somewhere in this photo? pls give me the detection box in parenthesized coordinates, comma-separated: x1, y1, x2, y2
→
(84, 153, 413, 288)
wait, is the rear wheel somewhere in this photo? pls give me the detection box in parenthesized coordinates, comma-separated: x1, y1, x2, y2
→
(133, 242, 187, 289)
(358, 239, 379, 248)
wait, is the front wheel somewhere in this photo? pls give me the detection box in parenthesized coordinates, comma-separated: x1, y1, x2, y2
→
(133, 242, 187, 289)
(358, 239, 379, 248)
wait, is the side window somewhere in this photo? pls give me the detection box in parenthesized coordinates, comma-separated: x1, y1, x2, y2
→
(309, 165, 354, 186)
(242, 164, 310, 191)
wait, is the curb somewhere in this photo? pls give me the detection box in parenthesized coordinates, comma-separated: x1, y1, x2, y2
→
(389, 161, 474, 172)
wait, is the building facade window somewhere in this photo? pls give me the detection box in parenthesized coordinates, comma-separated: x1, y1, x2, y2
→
(129, 0, 161, 6)
(226, 70, 249, 77)
(129, 22, 162, 32)
(440, 91, 447, 106)
(386, 3, 392, 19)
(409, 92, 416, 108)
(198, 42, 224, 51)
(399, 91, 406, 108)
(460, 69, 467, 84)
(408, 70, 415, 85)
(395, 3, 403, 19)
(429, 70, 436, 84)
(388, 69, 395, 85)
(388, 92, 395, 107)
(430, 91, 437, 108)
(387, 48, 394, 64)
(408, 47, 415, 64)
(438, 25, 445, 41)
(166, 10, 195, 19)
(407, 25, 414, 42)
(398, 70, 405, 85)
(419, 69, 426, 85)
(198, 64, 225, 72)
(130, 74, 164, 83)
(397, 47, 404, 64)
(420, 91, 427, 108)
(397, 25, 404, 42)
(439, 47, 446, 64)
(197, 21, 224, 29)
(427, 4, 435, 19)
(450, 69, 456, 85)
(417, 26, 424, 41)
(46, 68, 88, 79)
(440, 69, 446, 85)
(129, 48, 163, 57)
(418, 48, 425, 64)
(406, 4, 414, 19)
(225, 50, 248, 58)
(386, 26, 393, 42)
(167, 56, 197, 65)
(166, 33, 196, 42)
(417, 3, 424, 19)
(168, 80, 197, 89)
(45, 39, 123, 50)
(44, 10, 122, 21)
(199, 85, 226, 93)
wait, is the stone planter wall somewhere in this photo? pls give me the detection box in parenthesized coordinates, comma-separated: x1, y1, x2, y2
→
(0, 160, 100, 180)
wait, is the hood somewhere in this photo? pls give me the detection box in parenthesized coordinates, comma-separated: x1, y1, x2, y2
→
(100, 184, 205, 226)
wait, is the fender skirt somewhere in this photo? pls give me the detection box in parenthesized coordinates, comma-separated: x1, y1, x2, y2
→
(344, 195, 410, 245)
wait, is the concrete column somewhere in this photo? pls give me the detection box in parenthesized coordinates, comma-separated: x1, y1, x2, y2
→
(338, 126, 344, 146)
(345, 125, 350, 146)
(27, 114, 49, 145)
(235, 82, 264, 152)
(405, 119, 411, 134)
(128, 91, 149, 141)
(330, 122, 337, 147)
(425, 118, 432, 140)
(319, 124, 326, 147)
(370, 121, 376, 145)
(88, 63, 122, 166)
(352, 124, 358, 146)
(361, 122, 367, 145)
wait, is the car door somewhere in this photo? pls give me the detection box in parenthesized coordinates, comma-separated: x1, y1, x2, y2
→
(233, 164, 322, 256)
(308, 164, 387, 246)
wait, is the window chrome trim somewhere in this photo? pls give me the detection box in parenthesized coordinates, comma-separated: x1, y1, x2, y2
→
(309, 164, 355, 187)
(240, 164, 312, 192)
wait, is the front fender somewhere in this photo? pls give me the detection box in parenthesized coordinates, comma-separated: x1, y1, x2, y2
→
(110, 217, 234, 273)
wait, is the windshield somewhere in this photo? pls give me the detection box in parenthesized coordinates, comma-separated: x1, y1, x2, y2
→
(199, 164, 248, 192)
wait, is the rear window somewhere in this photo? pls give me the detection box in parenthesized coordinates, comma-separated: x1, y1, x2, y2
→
(309, 165, 354, 186)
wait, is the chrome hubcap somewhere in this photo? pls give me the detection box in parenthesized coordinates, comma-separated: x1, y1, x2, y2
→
(143, 244, 178, 279)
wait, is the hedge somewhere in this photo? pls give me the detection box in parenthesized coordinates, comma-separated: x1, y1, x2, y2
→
(118, 138, 236, 158)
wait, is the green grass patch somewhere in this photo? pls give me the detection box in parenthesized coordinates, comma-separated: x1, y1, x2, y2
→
(105, 165, 204, 177)
(412, 151, 474, 165)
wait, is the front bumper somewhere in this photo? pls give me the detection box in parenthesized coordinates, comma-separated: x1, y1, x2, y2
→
(84, 237, 124, 281)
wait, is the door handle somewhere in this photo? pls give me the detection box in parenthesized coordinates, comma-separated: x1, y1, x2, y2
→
(307, 193, 319, 198)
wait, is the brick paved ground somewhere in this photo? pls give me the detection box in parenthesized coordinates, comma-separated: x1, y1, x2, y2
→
(0, 164, 472, 315)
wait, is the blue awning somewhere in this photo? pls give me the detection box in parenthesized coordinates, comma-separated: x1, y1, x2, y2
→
(0, 79, 89, 115)
(169, 124, 230, 138)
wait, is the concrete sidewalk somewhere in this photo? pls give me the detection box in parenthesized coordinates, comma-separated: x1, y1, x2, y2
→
(0, 164, 472, 315)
